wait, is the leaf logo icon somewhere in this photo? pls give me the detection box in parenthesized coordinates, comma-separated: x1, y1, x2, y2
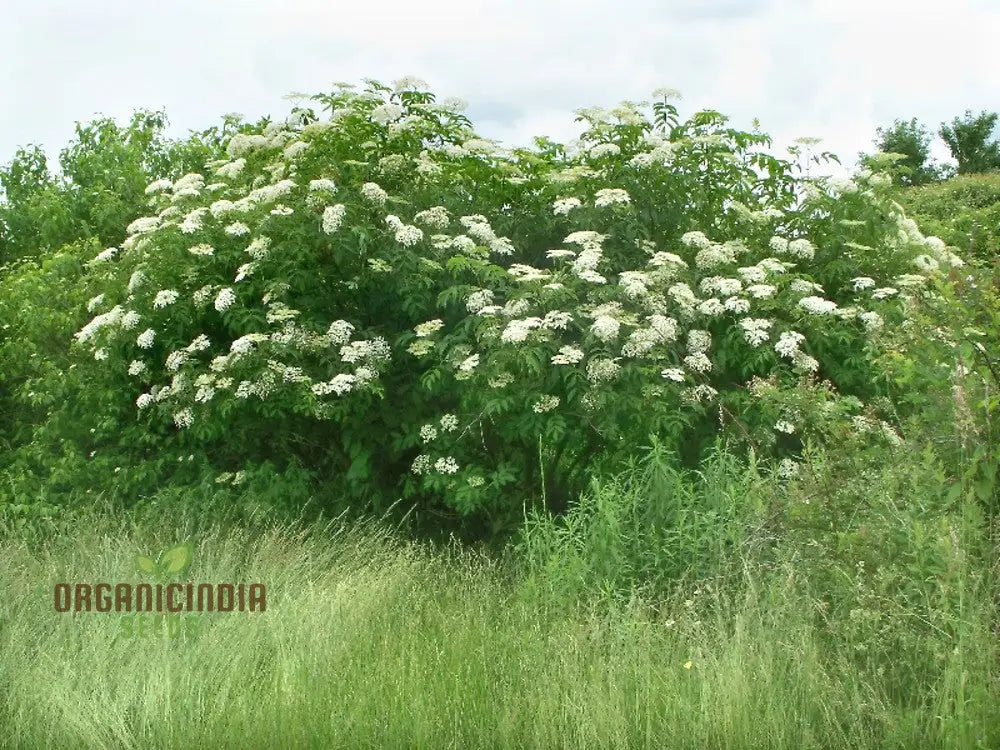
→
(135, 542, 194, 579)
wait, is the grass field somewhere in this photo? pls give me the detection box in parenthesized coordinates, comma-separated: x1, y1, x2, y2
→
(2, 477, 996, 750)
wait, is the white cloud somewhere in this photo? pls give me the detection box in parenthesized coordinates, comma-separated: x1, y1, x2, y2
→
(2, 0, 999, 178)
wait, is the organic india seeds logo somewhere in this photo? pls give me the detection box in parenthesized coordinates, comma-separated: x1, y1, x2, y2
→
(53, 541, 266, 640)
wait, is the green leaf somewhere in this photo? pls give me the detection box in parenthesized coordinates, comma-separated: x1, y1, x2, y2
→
(135, 555, 158, 577)
(158, 542, 194, 575)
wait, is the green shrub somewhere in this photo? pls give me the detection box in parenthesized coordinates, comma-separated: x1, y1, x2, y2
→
(901, 173, 1000, 260)
(66, 78, 971, 530)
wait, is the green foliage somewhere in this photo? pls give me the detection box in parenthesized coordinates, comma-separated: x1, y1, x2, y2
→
(56, 79, 971, 532)
(939, 110, 1000, 176)
(900, 172, 1000, 260)
(0, 111, 227, 263)
(861, 117, 945, 186)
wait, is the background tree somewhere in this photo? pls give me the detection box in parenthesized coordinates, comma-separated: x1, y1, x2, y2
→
(939, 110, 1000, 175)
(860, 118, 942, 186)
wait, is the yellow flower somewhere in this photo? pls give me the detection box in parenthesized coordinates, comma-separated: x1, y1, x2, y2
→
(683, 661, 693, 670)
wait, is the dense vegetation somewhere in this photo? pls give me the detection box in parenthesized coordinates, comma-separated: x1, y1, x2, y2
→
(1, 80, 997, 748)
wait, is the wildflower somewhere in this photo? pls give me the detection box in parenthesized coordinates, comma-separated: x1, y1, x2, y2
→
(246, 236, 271, 260)
(694, 244, 733, 270)
(746, 284, 777, 299)
(209, 199, 236, 218)
(153, 290, 179, 309)
(179, 208, 208, 234)
(594, 188, 630, 206)
(724, 297, 750, 314)
(858, 311, 884, 331)
(775, 420, 795, 434)
(127, 216, 161, 235)
(662, 367, 686, 382)
(411, 454, 431, 475)
(270, 205, 294, 216)
(466, 290, 494, 313)
(798, 296, 838, 315)
(322, 204, 346, 234)
(852, 277, 875, 291)
(777, 458, 799, 479)
(188, 243, 214, 256)
(408, 340, 435, 357)
(687, 329, 711, 353)
(137, 329, 155, 349)
(145, 178, 173, 195)
(440, 414, 459, 432)
(187, 334, 211, 352)
(415, 319, 444, 337)
(136, 393, 153, 409)
(283, 141, 309, 160)
(501, 317, 543, 343)
(774, 331, 805, 359)
(395, 224, 423, 246)
(533, 395, 560, 413)
(235, 263, 255, 282)
(309, 178, 338, 194)
(128, 360, 146, 376)
(737, 266, 767, 284)
(681, 231, 711, 249)
(420, 424, 438, 443)
(788, 239, 816, 260)
(872, 287, 898, 299)
(216, 158, 246, 178)
(684, 352, 712, 372)
(434, 456, 460, 475)
(793, 352, 820, 372)
(414, 206, 450, 228)
(698, 298, 725, 317)
(591, 316, 621, 342)
(648, 251, 687, 268)
(215, 288, 236, 312)
(165, 351, 187, 371)
(89, 247, 118, 265)
(587, 357, 620, 384)
(458, 353, 480, 372)
(552, 345, 585, 365)
(173, 409, 194, 429)
(740, 318, 773, 347)
(648, 315, 678, 342)
(361, 182, 388, 205)
(552, 197, 582, 216)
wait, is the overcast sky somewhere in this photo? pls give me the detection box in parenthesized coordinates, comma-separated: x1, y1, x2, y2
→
(3, 0, 999, 176)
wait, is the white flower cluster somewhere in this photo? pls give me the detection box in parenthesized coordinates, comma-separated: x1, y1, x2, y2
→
(466, 289, 494, 313)
(586, 357, 620, 384)
(552, 345, 584, 365)
(739, 318, 773, 347)
(533, 395, 560, 413)
(798, 296, 838, 315)
(460, 215, 516, 256)
(552, 197, 582, 216)
(322, 204, 346, 234)
(361, 182, 388, 205)
(413, 206, 450, 229)
(415, 319, 444, 337)
(215, 288, 236, 312)
(593, 188, 630, 207)
(153, 290, 179, 309)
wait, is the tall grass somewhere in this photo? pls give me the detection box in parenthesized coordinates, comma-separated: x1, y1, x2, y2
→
(1, 443, 997, 749)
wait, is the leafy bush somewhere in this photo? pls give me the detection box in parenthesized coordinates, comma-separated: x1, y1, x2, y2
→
(66, 78, 972, 529)
(900, 172, 1000, 260)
